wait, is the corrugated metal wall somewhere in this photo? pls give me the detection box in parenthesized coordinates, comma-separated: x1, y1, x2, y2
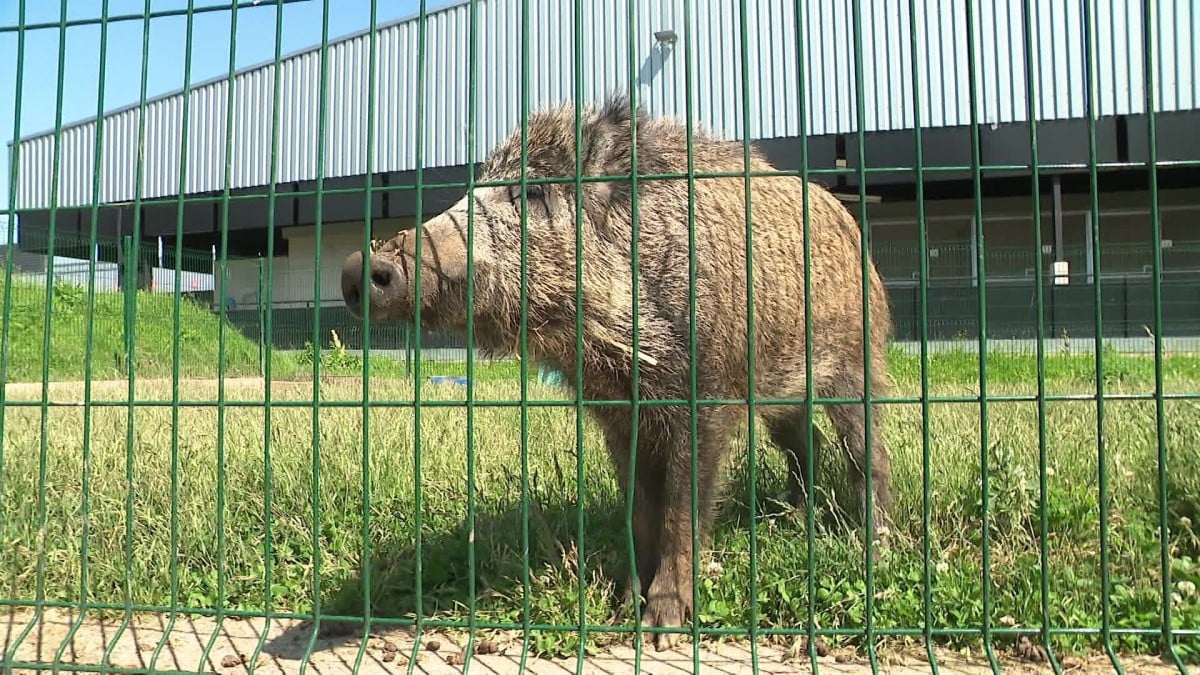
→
(12, 0, 1199, 211)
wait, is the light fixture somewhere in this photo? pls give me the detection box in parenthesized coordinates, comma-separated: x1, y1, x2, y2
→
(654, 29, 677, 46)
(832, 192, 882, 203)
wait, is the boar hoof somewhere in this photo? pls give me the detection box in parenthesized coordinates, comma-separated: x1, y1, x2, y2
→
(640, 592, 688, 651)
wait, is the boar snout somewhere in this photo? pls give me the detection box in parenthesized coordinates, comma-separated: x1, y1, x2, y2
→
(340, 216, 471, 322)
(340, 250, 408, 320)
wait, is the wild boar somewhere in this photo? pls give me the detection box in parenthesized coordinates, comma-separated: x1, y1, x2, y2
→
(341, 93, 895, 650)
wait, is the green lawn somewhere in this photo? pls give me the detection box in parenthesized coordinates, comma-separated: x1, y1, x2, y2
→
(2, 277, 1199, 663)
(3, 365, 1199, 663)
(0, 277, 448, 382)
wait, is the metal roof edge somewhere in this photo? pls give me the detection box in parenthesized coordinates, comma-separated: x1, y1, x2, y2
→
(10, 0, 473, 145)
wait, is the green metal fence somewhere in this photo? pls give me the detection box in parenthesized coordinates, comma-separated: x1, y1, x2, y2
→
(3, 1, 1200, 674)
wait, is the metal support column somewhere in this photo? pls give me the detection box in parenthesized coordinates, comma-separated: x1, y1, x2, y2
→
(1052, 175, 1064, 261)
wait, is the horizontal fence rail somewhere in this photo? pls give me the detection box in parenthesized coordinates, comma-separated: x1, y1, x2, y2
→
(2, 1, 1199, 674)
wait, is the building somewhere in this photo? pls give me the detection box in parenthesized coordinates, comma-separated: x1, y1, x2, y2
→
(8, 0, 1200, 352)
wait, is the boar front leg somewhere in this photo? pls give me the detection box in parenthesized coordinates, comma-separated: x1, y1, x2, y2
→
(639, 406, 735, 651)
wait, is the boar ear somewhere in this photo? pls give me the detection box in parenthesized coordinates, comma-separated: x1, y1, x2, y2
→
(579, 120, 618, 177)
(581, 182, 615, 229)
(580, 92, 642, 175)
(579, 130, 629, 229)
(577, 92, 643, 226)
(595, 92, 636, 128)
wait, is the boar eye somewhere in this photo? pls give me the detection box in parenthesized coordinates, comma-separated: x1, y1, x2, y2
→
(510, 183, 544, 203)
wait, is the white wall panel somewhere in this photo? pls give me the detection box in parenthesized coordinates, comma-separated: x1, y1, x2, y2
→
(12, 0, 1199, 210)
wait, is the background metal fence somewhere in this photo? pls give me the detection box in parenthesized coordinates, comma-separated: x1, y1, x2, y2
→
(3, 1, 1200, 674)
(6, 227, 1199, 378)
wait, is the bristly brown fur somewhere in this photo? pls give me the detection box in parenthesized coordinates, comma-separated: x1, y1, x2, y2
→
(372, 92, 897, 650)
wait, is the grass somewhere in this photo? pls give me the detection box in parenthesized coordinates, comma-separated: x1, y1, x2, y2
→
(0, 277, 429, 382)
(2, 347, 1199, 665)
(3, 276, 1200, 663)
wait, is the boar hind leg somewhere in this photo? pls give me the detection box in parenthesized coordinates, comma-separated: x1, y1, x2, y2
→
(640, 405, 737, 651)
(821, 372, 894, 546)
(598, 408, 665, 621)
(764, 408, 830, 511)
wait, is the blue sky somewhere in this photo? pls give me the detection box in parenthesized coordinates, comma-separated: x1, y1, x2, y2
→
(1, 0, 459, 243)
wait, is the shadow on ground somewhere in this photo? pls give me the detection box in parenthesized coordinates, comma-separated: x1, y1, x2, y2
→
(259, 448, 852, 662)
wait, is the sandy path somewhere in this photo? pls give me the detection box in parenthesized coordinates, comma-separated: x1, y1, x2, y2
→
(2, 377, 343, 402)
(1, 607, 1190, 674)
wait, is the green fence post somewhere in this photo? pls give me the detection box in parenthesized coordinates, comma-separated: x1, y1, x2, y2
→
(258, 257, 266, 377)
(405, 324, 413, 377)
(122, 235, 136, 378)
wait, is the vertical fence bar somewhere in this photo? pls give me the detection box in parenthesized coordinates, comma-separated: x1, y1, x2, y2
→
(0, 10, 23, 557)
(404, 326, 412, 376)
(517, 0, 533, 666)
(569, 0, 588, 668)
(847, 0, 879, 669)
(682, 0, 702, 671)
(144, 1, 198, 668)
(39, 21, 70, 620)
(791, 0, 824, 672)
(1141, 0, 1187, 670)
(259, 258, 266, 375)
(244, 2, 287, 670)
(349, 0, 380, 670)
(300, 1, 333, 672)
(962, 0, 1001, 669)
(100, 1, 154, 658)
(50, 0, 111, 666)
(4, 1, 70, 663)
(907, 1, 942, 671)
(195, 1, 240, 665)
(41, 0, 72, 634)
(1020, 1, 1064, 671)
(405, 2, 428, 672)
(735, 0, 761, 669)
(737, 0, 760, 665)
(623, 0, 644, 668)
(463, 0, 481, 669)
(1080, 0, 1123, 670)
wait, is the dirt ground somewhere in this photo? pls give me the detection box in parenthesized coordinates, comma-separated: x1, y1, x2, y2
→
(2, 377, 305, 401)
(1, 607, 1191, 674)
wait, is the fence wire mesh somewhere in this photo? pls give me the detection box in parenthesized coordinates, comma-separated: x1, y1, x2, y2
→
(2, 1, 1200, 674)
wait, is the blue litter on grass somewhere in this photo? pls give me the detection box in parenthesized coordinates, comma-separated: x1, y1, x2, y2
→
(537, 366, 566, 387)
(427, 368, 565, 388)
(428, 375, 469, 387)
